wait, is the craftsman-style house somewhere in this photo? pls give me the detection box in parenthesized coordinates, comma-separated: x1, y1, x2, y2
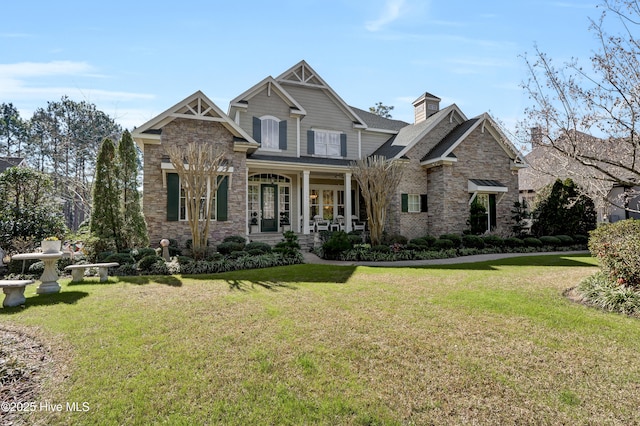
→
(132, 60, 526, 246)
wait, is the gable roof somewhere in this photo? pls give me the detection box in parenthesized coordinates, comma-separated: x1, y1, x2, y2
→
(420, 113, 526, 168)
(275, 60, 367, 128)
(228, 76, 307, 117)
(0, 157, 25, 173)
(349, 107, 409, 132)
(132, 91, 258, 151)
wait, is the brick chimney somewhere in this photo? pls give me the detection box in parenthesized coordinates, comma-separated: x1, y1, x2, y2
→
(412, 92, 441, 123)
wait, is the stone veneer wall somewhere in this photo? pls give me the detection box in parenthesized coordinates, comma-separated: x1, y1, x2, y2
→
(387, 119, 459, 240)
(427, 126, 519, 236)
(387, 122, 519, 239)
(143, 119, 248, 247)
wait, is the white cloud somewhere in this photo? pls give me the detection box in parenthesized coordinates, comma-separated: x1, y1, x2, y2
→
(0, 60, 95, 78)
(365, 0, 408, 32)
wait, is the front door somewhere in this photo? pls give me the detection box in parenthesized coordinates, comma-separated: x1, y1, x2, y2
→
(261, 184, 278, 232)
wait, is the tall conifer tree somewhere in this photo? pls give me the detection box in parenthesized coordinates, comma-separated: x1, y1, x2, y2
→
(90, 138, 124, 251)
(118, 130, 148, 248)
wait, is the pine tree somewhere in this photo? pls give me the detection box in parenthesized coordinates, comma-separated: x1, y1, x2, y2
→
(118, 130, 148, 248)
(90, 138, 124, 251)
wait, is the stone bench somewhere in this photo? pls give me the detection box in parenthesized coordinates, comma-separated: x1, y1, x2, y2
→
(65, 263, 119, 283)
(0, 280, 36, 307)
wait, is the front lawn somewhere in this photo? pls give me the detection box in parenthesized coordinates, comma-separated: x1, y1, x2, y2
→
(3, 254, 640, 425)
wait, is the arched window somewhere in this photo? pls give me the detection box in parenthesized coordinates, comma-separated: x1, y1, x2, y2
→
(260, 116, 279, 150)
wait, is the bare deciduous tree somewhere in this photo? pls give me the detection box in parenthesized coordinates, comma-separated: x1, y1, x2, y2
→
(166, 142, 228, 258)
(519, 0, 640, 215)
(350, 155, 404, 246)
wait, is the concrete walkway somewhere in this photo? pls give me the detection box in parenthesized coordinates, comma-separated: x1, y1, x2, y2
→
(302, 250, 591, 267)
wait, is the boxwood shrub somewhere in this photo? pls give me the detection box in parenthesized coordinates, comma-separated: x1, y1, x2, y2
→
(217, 241, 246, 255)
(523, 237, 542, 247)
(245, 241, 272, 254)
(439, 234, 462, 247)
(539, 236, 561, 246)
(555, 235, 574, 245)
(462, 234, 485, 249)
(504, 237, 524, 247)
(482, 235, 504, 247)
(433, 238, 455, 250)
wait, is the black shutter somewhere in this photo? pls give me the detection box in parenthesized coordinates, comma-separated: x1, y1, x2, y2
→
(420, 194, 428, 212)
(340, 133, 347, 157)
(216, 175, 228, 221)
(401, 194, 408, 212)
(167, 173, 179, 221)
(307, 130, 315, 155)
(489, 194, 497, 230)
(279, 120, 287, 150)
(253, 117, 261, 143)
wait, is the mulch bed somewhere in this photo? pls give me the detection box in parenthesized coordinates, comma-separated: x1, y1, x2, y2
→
(0, 326, 54, 426)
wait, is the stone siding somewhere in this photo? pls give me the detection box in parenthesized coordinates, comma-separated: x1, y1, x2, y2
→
(388, 122, 519, 239)
(143, 119, 247, 248)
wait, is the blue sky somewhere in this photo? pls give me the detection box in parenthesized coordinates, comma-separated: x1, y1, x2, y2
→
(1, 1, 607, 137)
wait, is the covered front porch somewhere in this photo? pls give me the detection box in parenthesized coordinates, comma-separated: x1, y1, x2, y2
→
(246, 161, 364, 236)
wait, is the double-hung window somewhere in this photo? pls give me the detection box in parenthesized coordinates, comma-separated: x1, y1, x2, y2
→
(315, 130, 341, 157)
(407, 194, 421, 213)
(179, 178, 217, 221)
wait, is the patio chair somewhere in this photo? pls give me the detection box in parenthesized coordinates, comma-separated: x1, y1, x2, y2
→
(352, 216, 366, 231)
(335, 215, 346, 231)
(314, 215, 330, 232)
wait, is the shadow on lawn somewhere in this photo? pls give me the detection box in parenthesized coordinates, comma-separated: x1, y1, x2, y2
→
(0, 291, 89, 315)
(116, 275, 183, 287)
(411, 254, 597, 271)
(226, 279, 299, 292)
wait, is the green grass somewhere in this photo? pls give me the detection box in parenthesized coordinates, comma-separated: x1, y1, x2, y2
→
(3, 254, 640, 424)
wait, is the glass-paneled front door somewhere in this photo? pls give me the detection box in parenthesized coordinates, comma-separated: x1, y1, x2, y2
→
(261, 184, 278, 232)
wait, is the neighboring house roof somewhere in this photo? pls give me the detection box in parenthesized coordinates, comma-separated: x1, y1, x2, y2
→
(275, 60, 367, 128)
(0, 157, 25, 173)
(349, 107, 409, 132)
(228, 76, 307, 118)
(421, 118, 480, 162)
(132, 91, 259, 151)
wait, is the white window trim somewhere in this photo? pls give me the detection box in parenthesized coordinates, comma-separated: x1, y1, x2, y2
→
(179, 176, 218, 222)
(313, 129, 343, 158)
(259, 115, 282, 152)
(407, 194, 421, 213)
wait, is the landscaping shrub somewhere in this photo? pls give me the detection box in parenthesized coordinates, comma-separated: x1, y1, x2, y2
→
(273, 231, 301, 257)
(223, 235, 248, 245)
(245, 241, 272, 254)
(138, 255, 165, 273)
(113, 264, 138, 277)
(523, 237, 543, 247)
(371, 245, 391, 253)
(406, 243, 425, 251)
(227, 251, 249, 260)
(589, 219, 640, 289)
(131, 247, 157, 261)
(504, 237, 524, 247)
(28, 261, 45, 275)
(539, 236, 561, 246)
(462, 234, 485, 249)
(572, 234, 588, 244)
(82, 236, 116, 262)
(433, 239, 455, 250)
(105, 252, 136, 265)
(578, 272, 640, 316)
(347, 234, 363, 245)
(482, 235, 504, 247)
(439, 234, 462, 247)
(322, 231, 352, 260)
(409, 237, 431, 248)
(177, 256, 195, 264)
(555, 235, 574, 246)
(217, 241, 245, 255)
(381, 234, 408, 246)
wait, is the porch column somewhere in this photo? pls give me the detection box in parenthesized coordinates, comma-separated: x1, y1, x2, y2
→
(344, 172, 352, 232)
(302, 170, 311, 234)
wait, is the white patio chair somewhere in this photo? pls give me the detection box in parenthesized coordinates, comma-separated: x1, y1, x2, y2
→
(314, 215, 330, 231)
(335, 215, 346, 231)
(352, 216, 366, 231)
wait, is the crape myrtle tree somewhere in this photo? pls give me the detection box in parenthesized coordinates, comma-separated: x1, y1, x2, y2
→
(90, 138, 124, 252)
(118, 130, 148, 248)
(350, 155, 404, 246)
(166, 142, 229, 259)
(519, 0, 640, 215)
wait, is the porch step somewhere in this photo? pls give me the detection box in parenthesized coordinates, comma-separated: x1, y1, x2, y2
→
(248, 232, 315, 251)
